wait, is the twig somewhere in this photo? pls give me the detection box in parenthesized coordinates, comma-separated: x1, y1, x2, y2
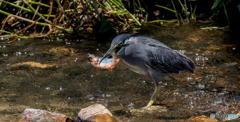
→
(19, 0, 66, 31)
(54, 0, 65, 24)
(0, 10, 50, 26)
(0, 16, 10, 31)
(28, 1, 50, 8)
(29, 24, 53, 38)
(22, 0, 52, 24)
(41, 0, 53, 33)
(0, 1, 25, 31)
(0, 0, 32, 12)
(171, 0, 181, 24)
(0, 0, 55, 18)
(16, 18, 41, 34)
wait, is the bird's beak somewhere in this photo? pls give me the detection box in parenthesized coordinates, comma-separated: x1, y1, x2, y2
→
(99, 47, 114, 64)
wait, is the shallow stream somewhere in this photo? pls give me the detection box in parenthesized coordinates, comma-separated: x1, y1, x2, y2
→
(0, 25, 240, 121)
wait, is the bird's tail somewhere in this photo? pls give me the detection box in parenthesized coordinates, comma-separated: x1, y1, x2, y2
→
(181, 55, 195, 73)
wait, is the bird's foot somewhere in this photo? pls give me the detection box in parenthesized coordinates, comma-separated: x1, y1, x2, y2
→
(130, 104, 168, 116)
(143, 100, 154, 109)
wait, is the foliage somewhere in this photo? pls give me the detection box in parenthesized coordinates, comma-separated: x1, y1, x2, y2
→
(148, 0, 197, 24)
(0, 0, 238, 40)
(0, 0, 145, 39)
(170, 0, 197, 24)
(0, 0, 71, 39)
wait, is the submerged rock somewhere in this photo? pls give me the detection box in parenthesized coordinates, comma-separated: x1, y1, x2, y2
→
(19, 108, 72, 122)
(48, 47, 75, 57)
(18, 104, 120, 122)
(11, 61, 58, 69)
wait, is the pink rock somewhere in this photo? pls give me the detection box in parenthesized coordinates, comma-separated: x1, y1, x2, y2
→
(19, 108, 72, 122)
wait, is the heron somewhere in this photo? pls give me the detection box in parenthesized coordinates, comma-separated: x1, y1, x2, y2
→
(100, 34, 195, 107)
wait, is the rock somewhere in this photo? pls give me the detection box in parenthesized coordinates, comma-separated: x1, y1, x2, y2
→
(214, 78, 227, 88)
(187, 115, 218, 122)
(77, 104, 119, 122)
(11, 61, 58, 69)
(19, 108, 72, 122)
(48, 47, 74, 57)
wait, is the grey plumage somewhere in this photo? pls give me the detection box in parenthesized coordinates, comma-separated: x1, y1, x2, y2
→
(100, 34, 195, 107)
(114, 34, 194, 75)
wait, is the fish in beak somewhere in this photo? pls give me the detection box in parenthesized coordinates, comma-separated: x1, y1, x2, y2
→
(99, 46, 115, 64)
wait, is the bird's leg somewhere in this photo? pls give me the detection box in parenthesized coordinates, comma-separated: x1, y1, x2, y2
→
(143, 71, 165, 108)
(145, 81, 158, 108)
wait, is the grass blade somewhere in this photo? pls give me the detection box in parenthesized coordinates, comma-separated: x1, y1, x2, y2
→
(155, 4, 176, 13)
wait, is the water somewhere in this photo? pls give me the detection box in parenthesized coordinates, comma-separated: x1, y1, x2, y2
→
(0, 25, 240, 121)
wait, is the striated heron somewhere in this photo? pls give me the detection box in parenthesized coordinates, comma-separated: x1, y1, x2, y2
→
(100, 34, 195, 107)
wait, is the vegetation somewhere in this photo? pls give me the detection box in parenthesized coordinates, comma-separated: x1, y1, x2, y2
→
(0, 0, 239, 40)
(0, 0, 144, 39)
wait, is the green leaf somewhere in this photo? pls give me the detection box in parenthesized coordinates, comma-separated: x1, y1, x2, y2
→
(111, 10, 128, 15)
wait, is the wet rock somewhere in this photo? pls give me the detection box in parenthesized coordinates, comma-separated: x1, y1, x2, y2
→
(77, 104, 119, 122)
(187, 115, 218, 122)
(129, 105, 168, 116)
(214, 78, 227, 88)
(11, 61, 58, 69)
(207, 45, 222, 51)
(48, 47, 74, 57)
(19, 108, 72, 122)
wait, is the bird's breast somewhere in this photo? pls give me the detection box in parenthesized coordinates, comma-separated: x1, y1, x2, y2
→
(121, 59, 147, 75)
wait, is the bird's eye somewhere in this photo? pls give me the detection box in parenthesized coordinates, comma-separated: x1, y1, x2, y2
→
(115, 43, 123, 53)
(119, 42, 124, 46)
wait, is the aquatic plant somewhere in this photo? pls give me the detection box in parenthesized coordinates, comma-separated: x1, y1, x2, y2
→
(145, 0, 197, 25)
(168, 0, 197, 24)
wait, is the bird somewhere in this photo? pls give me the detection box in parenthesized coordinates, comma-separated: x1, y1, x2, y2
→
(100, 34, 195, 107)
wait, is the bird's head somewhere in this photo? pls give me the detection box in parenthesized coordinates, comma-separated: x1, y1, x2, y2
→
(99, 34, 132, 64)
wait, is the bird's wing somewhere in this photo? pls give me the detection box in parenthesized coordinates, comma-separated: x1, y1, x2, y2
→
(144, 43, 195, 73)
(129, 35, 171, 49)
(122, 35, 194, 73)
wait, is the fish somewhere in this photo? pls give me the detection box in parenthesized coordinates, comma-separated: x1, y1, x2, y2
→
(87, 54, 119, 71)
